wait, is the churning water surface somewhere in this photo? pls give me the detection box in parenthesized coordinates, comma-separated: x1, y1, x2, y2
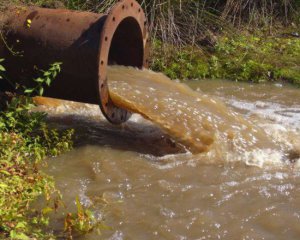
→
(36, 66, 300, 239)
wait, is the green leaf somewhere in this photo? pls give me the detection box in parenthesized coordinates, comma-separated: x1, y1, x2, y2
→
(35, 77, 44, 83)
(45, 77, 51, 86)
(43, 71, 51, 76)
(0, 170, 11, 176)
(42, 207, 53, 215)
(0, 65, 5, 71)
(24, 89, 34, 94)
(16, 222, 27, 229)
(0, 183, 8, 188)
(39, 87, 44, 96)
(10, 230, 29, 240)
(76, 196, 83, 215)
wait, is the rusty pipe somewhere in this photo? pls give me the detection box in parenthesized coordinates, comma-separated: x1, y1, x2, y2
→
(0, 0, 149, 124)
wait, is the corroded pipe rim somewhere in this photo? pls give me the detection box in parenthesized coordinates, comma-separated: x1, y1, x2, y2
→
(98, 0, 149, 124)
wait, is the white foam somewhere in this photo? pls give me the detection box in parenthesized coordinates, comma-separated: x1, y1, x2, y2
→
(228, 98, 300, 128)
(243, 149, 284, 167)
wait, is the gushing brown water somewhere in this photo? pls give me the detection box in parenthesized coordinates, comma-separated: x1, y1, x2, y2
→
(34, 67, 300, 239)
(108, 66, 280, 161)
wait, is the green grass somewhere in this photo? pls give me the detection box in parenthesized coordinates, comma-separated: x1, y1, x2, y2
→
(150, 33, 300, 85)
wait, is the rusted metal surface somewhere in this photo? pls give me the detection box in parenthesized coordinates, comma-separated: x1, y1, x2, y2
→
(0, 0, 149, 124)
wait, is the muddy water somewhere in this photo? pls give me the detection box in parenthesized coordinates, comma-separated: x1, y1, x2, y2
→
(40, 67, 300, 239)
(108, 67, 278, 157)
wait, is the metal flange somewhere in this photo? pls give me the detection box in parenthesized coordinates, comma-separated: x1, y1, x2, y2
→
(98, 0, 149, 124)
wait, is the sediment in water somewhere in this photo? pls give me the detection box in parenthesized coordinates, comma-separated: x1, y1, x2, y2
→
(31, 66, 300, 166)
(107, 66, 282, 163)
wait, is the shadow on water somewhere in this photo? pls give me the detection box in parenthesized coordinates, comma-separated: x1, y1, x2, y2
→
(35, 77, 300, 240)
(47, 115, 186, 157)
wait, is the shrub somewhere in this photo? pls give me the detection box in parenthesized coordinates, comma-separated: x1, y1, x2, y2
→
(0, 62, 74, 239)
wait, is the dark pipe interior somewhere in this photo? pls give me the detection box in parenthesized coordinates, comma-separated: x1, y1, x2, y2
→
(108, 17, 144, 68)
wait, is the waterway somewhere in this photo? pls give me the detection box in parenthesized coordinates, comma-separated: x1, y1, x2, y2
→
(35, 67, 300, 239)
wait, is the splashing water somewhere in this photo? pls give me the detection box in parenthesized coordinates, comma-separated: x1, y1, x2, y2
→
(34, 68, 300, 239)
(108, 66, 285, 166)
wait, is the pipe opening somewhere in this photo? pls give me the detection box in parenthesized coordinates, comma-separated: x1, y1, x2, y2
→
(108, 17, 144, 68)
(97, 0, 148, 124)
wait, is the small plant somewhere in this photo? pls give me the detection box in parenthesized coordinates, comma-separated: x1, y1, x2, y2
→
(0, 58, 5, 79)
(0, 60, 75, 239)
(64, 197, 104, 238)
(0, 99, 74, 239)
(24, 62, 62, 96)
(0, 59, 106, 238)
(0, 92, 74, 237)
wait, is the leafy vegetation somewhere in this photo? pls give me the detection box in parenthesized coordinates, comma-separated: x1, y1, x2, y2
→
(0, 101, 73, 239)
(1, 0, 299, 84)
(0, 59, 104, 238)
(0, 61, 74, 239)
(151, 34, 300, 85)
(24, 62, 62, 96)
(0, 59, 5, 79)
(142, 0, 299, 85)
(64, 197, 106, 238)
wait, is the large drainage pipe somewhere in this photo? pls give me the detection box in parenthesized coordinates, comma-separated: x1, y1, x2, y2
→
(0, 0, 149, 124)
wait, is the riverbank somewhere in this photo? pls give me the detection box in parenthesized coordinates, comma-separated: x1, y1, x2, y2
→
(145, 0, 299, 85)
(0, 95, 74, 239)
(1, 0, 299, 86)
(0, 60, 102, 238)
(151, 31, 300, 85)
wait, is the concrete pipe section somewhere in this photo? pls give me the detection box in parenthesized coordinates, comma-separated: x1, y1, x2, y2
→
(0, 0, 149, 124)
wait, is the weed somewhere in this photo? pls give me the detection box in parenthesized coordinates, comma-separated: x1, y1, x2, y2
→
(0, 58, 5, 79)
(0, 61, 88, 239)
(151, 34, 300, 85)
(0, 59, 106, 238)
(0, 95, 74, 239)
(63, 196, 106, 238)
(24, 62, 62, 96)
